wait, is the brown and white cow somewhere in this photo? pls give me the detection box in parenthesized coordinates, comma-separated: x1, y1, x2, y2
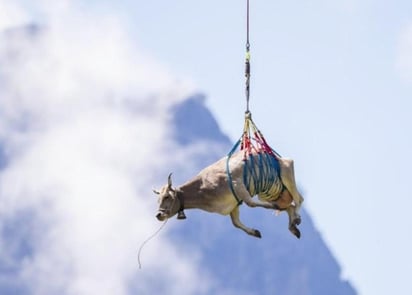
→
(153, 150, 304, 238)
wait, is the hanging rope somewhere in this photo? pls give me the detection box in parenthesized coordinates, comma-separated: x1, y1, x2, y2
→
(137, 219, 168, 269)
(226, 0, 283, 203)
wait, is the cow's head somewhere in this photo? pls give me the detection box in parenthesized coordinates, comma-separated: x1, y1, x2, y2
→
(153, 173, 186, 221)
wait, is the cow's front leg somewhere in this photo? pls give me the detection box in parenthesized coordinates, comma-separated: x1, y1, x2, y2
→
(230, 206, 261, 238)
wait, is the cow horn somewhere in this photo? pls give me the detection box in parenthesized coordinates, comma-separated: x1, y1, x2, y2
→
(167, 173, 173, 188)
(153, 189, 160, 195)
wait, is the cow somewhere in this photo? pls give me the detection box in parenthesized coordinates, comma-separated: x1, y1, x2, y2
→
(153, 150, 304, 238)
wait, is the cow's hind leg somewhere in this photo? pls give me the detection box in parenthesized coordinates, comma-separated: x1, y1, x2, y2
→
(230, 206, 261, 238)
(286, 206, 301, 239)
(279, 158, 304, 217)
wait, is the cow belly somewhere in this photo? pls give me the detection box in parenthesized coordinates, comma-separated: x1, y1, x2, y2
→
(202, 193, 238, 216)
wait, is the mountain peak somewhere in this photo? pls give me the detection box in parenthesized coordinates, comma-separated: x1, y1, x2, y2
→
(172, 94, 231, 146)
(169, 96, 357, 295)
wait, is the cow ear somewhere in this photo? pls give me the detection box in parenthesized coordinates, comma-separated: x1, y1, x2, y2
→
(167, 173, 173, 188)
(153, 189, 160, 195)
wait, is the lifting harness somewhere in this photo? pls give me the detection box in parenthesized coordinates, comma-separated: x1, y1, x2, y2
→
(226, 0, 283, 205)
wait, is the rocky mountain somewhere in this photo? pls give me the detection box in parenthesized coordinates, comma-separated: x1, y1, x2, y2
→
(169, 95, 357, 295)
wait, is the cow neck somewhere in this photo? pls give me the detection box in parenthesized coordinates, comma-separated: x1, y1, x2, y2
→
(176, 177, 203, 210)
(175, 188, 185, 213)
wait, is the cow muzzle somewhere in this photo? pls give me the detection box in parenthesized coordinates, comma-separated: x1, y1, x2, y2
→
(156, 211, 168, 221)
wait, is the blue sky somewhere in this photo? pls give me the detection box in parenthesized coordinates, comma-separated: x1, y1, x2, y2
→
(1, 0, 412, 294)
(119, 1, 412, 293)
(123, 1, 412, 294)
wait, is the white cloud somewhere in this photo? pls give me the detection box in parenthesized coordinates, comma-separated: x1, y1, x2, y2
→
(397, 23, 412, 82)
(0, 0, 30, 31)
(0, 2, 215, 295)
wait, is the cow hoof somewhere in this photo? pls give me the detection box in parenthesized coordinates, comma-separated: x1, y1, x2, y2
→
(253, 229, 262, 238)
(290, 225, 301, 239)
(177, 211, 186, 220)
(293, 216, 301, 226)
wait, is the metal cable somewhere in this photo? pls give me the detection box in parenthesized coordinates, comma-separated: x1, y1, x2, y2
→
(245, 0, 251, 113)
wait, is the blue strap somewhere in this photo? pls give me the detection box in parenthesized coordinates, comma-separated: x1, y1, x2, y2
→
(226, 139, 243, 206)
(243, 152, 281, 196)
(227, 139, 282, 204)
